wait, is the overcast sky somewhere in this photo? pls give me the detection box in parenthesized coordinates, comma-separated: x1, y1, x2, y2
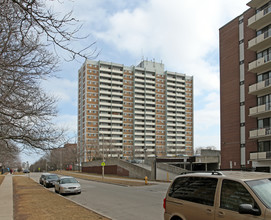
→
(22, 0, 250, 164)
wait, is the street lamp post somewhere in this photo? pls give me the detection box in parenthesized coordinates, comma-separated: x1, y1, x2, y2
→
(102, 135, 105, 180)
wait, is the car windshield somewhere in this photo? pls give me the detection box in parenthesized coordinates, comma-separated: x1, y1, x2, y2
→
(47, 175, 58, 180)
(246, 178, 271, 208)
(60, 178, 78, 184)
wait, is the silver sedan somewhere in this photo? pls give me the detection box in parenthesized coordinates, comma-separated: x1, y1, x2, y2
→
(54, 176, 81, 195)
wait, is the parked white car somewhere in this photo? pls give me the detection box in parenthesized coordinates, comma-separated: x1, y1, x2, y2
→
(54, 176, 81, 195)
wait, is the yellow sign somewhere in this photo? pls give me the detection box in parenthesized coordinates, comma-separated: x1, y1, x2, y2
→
(101, 162, 105, 166)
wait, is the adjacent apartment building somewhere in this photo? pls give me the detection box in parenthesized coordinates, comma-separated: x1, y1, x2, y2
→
(220, 0, 271, 171)
(78, 60, 193, 163)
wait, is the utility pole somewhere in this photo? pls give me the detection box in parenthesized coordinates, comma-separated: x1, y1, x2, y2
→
(102, 134, 105, 180)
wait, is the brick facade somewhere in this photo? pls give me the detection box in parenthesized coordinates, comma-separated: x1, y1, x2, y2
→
(220, 8, 257, 170)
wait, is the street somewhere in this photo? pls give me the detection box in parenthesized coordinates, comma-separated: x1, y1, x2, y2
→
(30, 172, 170, 220)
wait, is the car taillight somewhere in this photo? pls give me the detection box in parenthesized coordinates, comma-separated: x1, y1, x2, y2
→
(163, 197, 166, 210)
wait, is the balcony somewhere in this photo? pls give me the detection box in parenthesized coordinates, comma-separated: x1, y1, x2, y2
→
(146, 74, 155, 79)
(167, 112, 175, 117)
(134, 121, 144, 125)
(100, 72, 111, 78)
(100, 96, 111, 101)
(146, 127, 155, 131)
(134, 99, 144, 104)
(111, 114, 123, 118)
(167, 127, 175, 131)
(248, 57, 271, 73)
(249, 103, 271, 117)
(135, 72, 144, 77)
(111, 80, 123, 85)
(250, 127, 271, 140)
(167, 107, 176, 111)
(99, 101, 111, 106)
(247, 0, 270, 8)
(167, 97, 176, 101)
(248, 30, 271, 52)
(167, 87, 175, 91)
(250, 151, 271, 161)
(135, 78, 144, 83)
(100, 90, 111, 95)
(111, 68, 123, 74)
(146, 95, 155, 100)
(145, 90, 155, 95)
(112, 85, 122, 90)
(249, 79, 271, 96)
(135, 89, 144, 94)
(99, 79, 111, 84)
(167, 82, 176, 86)
(100, 67, 111, 72)
(248, 6, 271, 30)
(134, 115, 144, 119)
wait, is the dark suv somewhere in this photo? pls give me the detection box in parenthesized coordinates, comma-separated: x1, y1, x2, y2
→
(164, 171, 271, 220)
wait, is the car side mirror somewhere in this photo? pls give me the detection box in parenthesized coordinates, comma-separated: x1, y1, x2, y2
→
(239, 204, 261, 216)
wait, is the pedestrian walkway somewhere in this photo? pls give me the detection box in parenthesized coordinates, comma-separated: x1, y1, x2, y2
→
(0, 174, 13, 220)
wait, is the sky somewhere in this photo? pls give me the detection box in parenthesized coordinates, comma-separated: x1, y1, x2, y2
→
(21, 0, 250, 164)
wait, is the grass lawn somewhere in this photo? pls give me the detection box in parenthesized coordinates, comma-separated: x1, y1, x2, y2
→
(0, 176, 4, 185)
(13, 176, 110, 220)
(53, 170, 151, 186)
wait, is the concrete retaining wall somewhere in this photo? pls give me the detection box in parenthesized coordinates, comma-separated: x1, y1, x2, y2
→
(144, 158, 189, 174)
(82, 158, 152, 179)
(82, 165, 129, 176)
(157, 163, 189, 174)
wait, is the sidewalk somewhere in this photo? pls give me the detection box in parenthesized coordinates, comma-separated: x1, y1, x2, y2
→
(0, 174, 13, 220)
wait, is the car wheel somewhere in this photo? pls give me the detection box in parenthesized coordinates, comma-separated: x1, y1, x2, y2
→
(171, 217, 182, 220)
(78, 191, 81, 194)
(55, 188, 59, 193)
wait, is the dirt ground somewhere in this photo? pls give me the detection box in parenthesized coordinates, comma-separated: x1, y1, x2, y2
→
(13, 176, 111, 220)
(0, 176, 4, 185)
(53, 170, 151, 186)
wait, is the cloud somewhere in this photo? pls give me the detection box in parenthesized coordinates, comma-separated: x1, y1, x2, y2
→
(195, 92, 220, 128)
(54, 114, 78, 138)
(91, 0, 248, 150)
(194, 92, 220, 149)
(95, 0, 248, 93)
(41, 78, 77, 107)
(41, 0, 249, 152)
(194, 134, 220, 151)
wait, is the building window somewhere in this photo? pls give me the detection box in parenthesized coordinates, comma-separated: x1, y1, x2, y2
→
(258, 141, 271, 152)
(257, 71, 271, 82)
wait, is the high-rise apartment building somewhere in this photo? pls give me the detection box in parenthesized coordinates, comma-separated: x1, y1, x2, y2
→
(220, 0, 271, 171)
(78, 60, 193, 163)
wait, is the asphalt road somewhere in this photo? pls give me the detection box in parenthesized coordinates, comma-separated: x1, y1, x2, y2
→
(29, 172, 170, 220)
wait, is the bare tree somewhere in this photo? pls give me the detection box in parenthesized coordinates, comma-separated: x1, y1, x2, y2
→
(0, 140, 21, 168)
(0, 0, 97, 153)
(48, 143, 77, 170)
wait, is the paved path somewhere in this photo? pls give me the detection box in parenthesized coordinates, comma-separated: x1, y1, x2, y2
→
(0, 174, 13, 220)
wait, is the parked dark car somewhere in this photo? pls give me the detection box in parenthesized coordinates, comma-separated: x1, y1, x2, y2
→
(23, 169, 30, 173)
(39, 173, 51, 185)
(43, 174, 59, 188)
